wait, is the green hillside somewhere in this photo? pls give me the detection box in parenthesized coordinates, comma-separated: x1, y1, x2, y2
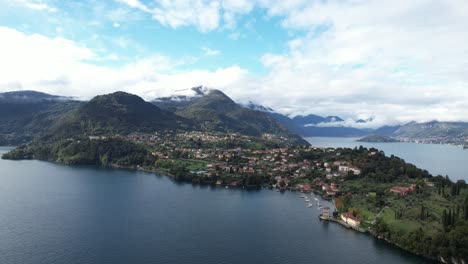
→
(45, 92, 192, 139)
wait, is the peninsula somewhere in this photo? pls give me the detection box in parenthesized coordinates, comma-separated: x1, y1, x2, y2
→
(357, 134, 400, 143)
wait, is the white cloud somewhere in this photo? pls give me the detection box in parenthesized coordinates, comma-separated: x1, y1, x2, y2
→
(222, 0, 468, 125)
(116, 0, 150, 12)
(0, 27, 247, 100)
(116, 0, 254, 32)
(201, 47, 221, 56)
(13, 0, 57, 12)
(116, 0, 222, 32)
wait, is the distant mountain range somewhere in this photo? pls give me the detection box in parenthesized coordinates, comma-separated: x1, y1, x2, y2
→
(1, 88, 467, 146)
(242, 102, 373, 137)
(241, 101, 468, 144)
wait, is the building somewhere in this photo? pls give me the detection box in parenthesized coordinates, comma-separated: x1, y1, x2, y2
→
(302, 184, 312, 192)
(339, 165, 361, 175)
(349, 168, 361, 175)
(390, 185, 416, 196)
(424, 179, 434, 187)
(338, 165, 349, 172)
(341, 212, 361, 228)
(321, 206, 330, 219)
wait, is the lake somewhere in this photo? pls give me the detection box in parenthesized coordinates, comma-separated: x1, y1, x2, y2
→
(0, 147, 433, 264)
(305, 137, 468, 182)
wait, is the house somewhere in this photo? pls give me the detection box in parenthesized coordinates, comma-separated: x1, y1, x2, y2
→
(302, 184, 312, 192)
(339, 165, 361, 175)
(338, 165, 349, 172)
(349, 168, 361, 175)
(424, 179, 434, 187)
(390, 185, 416, 196)
(341, 212, 361, 228)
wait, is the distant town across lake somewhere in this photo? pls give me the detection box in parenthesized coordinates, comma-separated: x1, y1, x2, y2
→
(305, 137, 468, 182)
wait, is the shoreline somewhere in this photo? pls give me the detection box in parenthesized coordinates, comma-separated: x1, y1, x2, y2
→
(318, 215, 444, 263)
(0, 151, 462, 263)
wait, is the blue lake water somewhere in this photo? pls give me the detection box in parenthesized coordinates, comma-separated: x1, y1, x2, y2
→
(0, 147, 433, 264)
(305, 137, 468, 182)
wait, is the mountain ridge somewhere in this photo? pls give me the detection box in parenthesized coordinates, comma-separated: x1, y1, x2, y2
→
(0, 89, 309, 146)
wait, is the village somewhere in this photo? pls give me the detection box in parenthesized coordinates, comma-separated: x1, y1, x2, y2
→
(124, 131, 365, 191)
(121, 131, 436, 232)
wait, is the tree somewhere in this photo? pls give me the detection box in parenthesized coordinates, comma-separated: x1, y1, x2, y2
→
(420, 205, 425, 220)
(442, 209, 448, 228)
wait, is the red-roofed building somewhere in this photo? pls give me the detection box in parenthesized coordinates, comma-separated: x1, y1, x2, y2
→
(341, 212, 361, 227)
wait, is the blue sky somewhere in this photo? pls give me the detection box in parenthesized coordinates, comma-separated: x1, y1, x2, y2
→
(0, 0, 468, 126)
(1, 1, 295, 73)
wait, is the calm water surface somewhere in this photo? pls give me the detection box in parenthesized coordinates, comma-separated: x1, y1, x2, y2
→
(306, 137, 468, 182)
(0, 147, 433, 264)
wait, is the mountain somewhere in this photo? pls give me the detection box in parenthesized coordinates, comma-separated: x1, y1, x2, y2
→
(241, 101, 274, 113)
(174, 90, 302, 140)
(0, 91, 82, 145)
(292, 114, 345, 126)
(0, 89, 308, 145)
(269, 113, 366, 137)
(292, 114, 328, 126)
(0, 90, 72, 102)
(373, 125, 402, 136)
(152, 86, 212, 112)
(47, 92, 191, 139)
(393, 121, 468, 138)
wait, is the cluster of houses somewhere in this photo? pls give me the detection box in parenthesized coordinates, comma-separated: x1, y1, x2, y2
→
(122, 132, 369, 196)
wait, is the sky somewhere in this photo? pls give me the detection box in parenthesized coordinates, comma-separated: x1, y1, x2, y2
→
(0, 0, 467, 127)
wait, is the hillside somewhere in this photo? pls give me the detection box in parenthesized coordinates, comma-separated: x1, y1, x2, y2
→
(46, 92, 192, 139)
(394, 121, 468, 138)
(0, 90, 72, 102)
(0, 89, 308, 146)
(0, 91, 82, 145)
(174, 90, 298, 139)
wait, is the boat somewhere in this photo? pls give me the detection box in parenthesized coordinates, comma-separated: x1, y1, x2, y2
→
(307, 203, 313, 208)
(305, 199, 310, 202)
(314, 198, 318, 201)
